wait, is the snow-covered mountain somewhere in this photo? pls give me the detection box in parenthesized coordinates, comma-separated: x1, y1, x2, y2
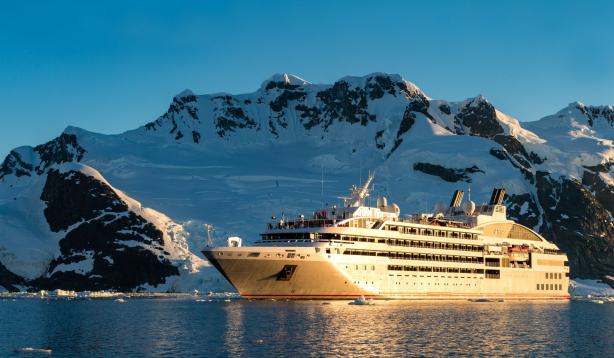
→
(1, 72, 613, 291)
(0, 140, 227, 292)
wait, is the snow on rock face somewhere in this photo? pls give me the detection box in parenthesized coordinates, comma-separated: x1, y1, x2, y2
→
(135, 73, 427, 149)
(0, 133, 85, 181)
(2, 73, 614, 289)
(32, 167, 180, 291)
(0, 139, 220, 291)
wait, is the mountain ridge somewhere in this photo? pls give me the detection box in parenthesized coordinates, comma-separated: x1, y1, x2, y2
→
(1, 72, 613, 291)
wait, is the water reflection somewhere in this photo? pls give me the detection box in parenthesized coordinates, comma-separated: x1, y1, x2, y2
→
(220, 300, 578, 357)
(223, 300, 245, 356)
(1, 298, 613, 357)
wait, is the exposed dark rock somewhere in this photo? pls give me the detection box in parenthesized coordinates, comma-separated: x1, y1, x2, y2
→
(388, 105, 417, 156)
(456, 98, 504, 138)
(504, 193, 541, 231)
(192, 131, 201, 144)
(169, 119, 178, 134)
(0, 150, 33, 180)
(493, 135, 533, 168)
(489, 148, 507, 160)
(269, 89, 307, 112)
(582, 164, 614, 214)
(316, 80, 375, 128)
(0, 261, 25, 292)
(41, 169, 128, 232)
(145, 92, 199, 131)
(265, 81, 300, 91)
(367, 75, 397, 100)
(35, 169, 179, 291)
(267, 88, 307, 134)
(214, 102, 257, 138)
(413, 162, 484, 183)
(529, 152, 546, 164)
(493, 135, 529, 162)
(396, 81, 423, 98)
(268, 119, 279, 137)
(375, 130, 385, 149)
(489, 146, 535, 184)
(576, 103, 614, 127)
(439, 104, 451, 115)
(33, 134, 86, 175)
(296, 104, 322, 130)
(174, 131, 184, 140)
(535, 171, 614, 279)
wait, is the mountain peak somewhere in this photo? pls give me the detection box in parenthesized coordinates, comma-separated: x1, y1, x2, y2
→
(261, 73, 310, 89)
(176, 89, 195, 98)
(467, 94, 489, 107)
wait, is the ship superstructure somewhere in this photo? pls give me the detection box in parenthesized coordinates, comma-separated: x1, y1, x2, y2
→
(203, 175, 570, 300)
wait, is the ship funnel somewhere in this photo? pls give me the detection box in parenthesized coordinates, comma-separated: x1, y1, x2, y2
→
(489, 188, 506, 205)
(449, 190, 464, 208)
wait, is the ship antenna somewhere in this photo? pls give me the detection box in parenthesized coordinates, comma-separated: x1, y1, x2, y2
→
(321, 164, 324, 208)
(359, 160, 362, 187)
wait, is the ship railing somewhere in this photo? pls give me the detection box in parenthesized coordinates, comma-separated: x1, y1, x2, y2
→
(268, 219, 336, 230)
(400, 216, 471, 229)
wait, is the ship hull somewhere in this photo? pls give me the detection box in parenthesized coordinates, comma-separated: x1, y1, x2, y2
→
(203, 247, 570, 300)
(204, 249, 377, 299)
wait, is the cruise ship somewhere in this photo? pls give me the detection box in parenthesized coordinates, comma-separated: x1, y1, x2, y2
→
(203, 175, 570, 300)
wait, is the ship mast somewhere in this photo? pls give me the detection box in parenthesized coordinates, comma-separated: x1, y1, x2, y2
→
(348, 172, 374, 207)
(205, 224, 213, 247)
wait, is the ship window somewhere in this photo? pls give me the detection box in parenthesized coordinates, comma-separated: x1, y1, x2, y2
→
(565, 272, 569, 277)
(248, 252, 260, 257)
(564, 261, 569, 267)
(325, 248, 330, 254)
(485, 270, 500, 279)
(536, 284, 540, 290)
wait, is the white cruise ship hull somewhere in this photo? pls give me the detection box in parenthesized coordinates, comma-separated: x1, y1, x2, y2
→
(203, 244, 570, 300)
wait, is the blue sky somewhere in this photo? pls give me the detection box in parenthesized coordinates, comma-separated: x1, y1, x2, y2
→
(1, 0, 613, 158)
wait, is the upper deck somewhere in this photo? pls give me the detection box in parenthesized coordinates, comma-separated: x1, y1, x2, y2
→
(260, 177, 561, 253)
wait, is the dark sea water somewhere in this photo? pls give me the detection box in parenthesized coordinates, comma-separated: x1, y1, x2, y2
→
(1, 297, 613, 357)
